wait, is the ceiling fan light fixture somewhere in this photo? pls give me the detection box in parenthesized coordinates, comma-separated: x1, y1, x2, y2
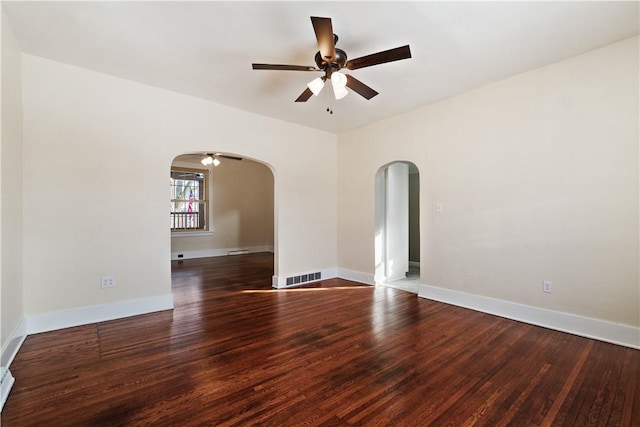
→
(333, 85, 348, 100)
(307, 77, 325, 96)
(332, 72, 348, 100)
(331, 71, 347, 88)
(201, 155, 213, 166)
(201, 154, 220, 167)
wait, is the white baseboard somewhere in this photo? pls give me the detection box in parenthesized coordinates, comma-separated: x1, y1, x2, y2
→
(26, 294, 174, 335)
(1, 318, 27, 368)
(1, 367, 15, 412)
(0, 318, 25, 412)
(337, 268, 375, 286)
(171, 245, 274, 261)
(418, 284, 640, 350)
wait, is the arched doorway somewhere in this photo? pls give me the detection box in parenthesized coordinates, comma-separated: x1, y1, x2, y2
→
(374, 161, 420, 293)
(169, 153, 275, 269)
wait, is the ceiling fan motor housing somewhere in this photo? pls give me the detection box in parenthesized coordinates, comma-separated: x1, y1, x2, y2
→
(315, 47, 347, 71)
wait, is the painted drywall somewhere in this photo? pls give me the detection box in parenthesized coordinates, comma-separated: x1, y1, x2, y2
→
(21, 54, 337, 317)
(171, 156, 274, 258)
(386, 162, 409, 282)
(409, 171, 420, 263)
(338, 36, 639, 327)
(1, 9, 25, 358)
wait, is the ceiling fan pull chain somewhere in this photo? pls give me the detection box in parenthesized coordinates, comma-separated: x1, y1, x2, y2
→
(327, 87, 333, 114)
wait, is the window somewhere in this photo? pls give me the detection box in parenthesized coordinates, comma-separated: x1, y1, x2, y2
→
(170, 167, 209, 231)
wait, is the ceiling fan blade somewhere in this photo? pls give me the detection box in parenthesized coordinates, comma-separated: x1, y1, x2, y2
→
(252, 63, 318, 71)
(345, 45, 412, 70)
(295, 87, 314, 102)
(345, 75, 379, 100)
(311, 16, 336, 62)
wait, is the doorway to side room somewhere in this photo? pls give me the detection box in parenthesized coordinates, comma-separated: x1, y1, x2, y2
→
(169, 153, 275, 278)
(374, 161, 420, 293)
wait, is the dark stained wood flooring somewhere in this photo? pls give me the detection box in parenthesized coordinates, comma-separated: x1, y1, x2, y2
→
(3, 253, 639, 426)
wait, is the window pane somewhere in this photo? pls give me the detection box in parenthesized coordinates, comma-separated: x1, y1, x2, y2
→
(170, 168, 207, 230)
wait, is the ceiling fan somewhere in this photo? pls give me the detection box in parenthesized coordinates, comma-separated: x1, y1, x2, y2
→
(252, 16, 412, 104)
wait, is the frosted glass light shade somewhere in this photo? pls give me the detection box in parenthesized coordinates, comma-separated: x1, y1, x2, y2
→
(307, 77, 325, 96)
(201, 156, 213, 166)
(201, 155, 220, 167)
(331, 72, 348, 100)
(331, 71, 347, 88)
(333, 84, 348, 100)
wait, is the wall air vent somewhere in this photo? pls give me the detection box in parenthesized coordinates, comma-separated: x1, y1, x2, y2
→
(286, 272, 321, 286)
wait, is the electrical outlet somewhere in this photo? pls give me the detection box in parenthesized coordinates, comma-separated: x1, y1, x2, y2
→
(543, 280, 552, 293)
(101, 275, 116, 289)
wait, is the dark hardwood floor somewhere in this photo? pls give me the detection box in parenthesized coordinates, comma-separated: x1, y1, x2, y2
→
(3, 253, 639, 426)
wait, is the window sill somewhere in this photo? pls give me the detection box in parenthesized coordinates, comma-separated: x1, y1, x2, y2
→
(171, 231, 214, 238)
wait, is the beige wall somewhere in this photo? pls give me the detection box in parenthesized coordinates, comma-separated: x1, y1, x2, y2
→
(21, 54, 337, 316)
(4, 20, 637, 348)
(1, 10, 24, 356)
(338, 37, 639, 327)
(171, 156, 274, 257)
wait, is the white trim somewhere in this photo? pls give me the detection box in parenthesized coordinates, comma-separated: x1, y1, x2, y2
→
(1, 318, 27, 368)
(418, 284, 640, 349)
(228, 249, 249, 256)
(171, 246, 274, 261)
(26, 294, 174, 335)
(0, 318, 26, 412)
(272, 267, 338, 289)
(337, 268, 375, 286)
(1, 368, 15, 412)
(171, 231, 214, 238)
(409, 261, 420, 268)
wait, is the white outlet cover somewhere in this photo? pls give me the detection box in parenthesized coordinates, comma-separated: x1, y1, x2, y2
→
(101, 275, 116, 288)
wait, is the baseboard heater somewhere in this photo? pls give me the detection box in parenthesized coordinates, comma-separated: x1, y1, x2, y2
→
(228, 249, 250, 256)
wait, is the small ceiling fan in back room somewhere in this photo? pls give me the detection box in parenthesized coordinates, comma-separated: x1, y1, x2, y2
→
(252, 16, 411, 112)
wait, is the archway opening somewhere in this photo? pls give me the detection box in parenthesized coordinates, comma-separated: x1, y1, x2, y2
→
(374, 161, 420, 293)
(169, 152, 275, 273)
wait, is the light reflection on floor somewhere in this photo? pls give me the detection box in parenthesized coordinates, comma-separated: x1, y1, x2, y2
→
(380, 266, 420, 294)
(241, 286, 371, 294)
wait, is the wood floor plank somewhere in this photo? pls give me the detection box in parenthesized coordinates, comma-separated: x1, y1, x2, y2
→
(2, 253, 639, 426)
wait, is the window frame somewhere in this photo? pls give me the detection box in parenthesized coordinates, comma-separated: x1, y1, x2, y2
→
(170, 166, 211, 234)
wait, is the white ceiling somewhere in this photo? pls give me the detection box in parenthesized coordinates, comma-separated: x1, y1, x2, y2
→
(3, 1, 639, 134)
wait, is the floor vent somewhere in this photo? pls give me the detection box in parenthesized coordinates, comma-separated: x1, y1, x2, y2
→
(286, 272, 321, 286)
